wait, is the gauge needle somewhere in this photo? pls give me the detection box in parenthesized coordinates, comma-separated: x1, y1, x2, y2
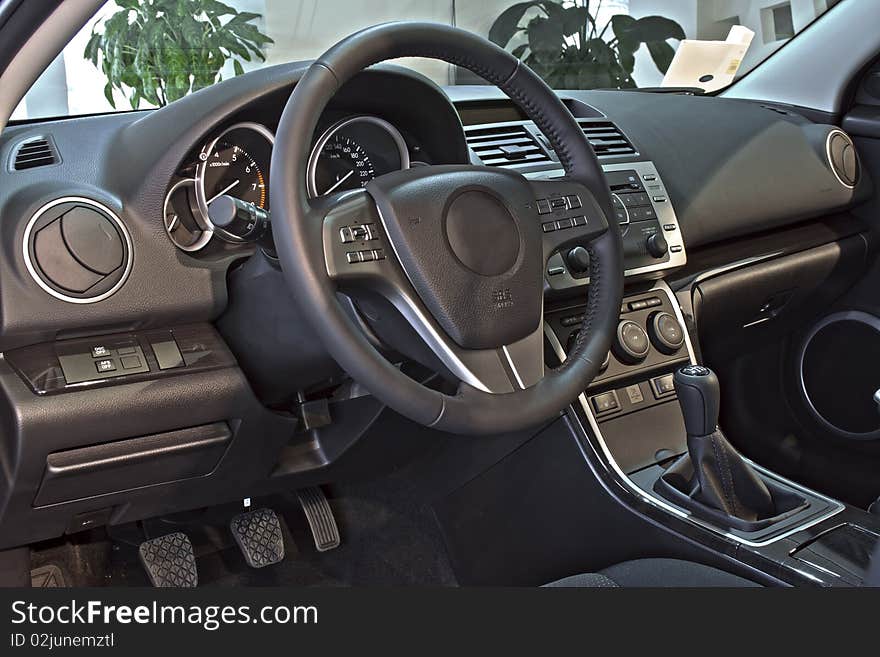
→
(207, 179, 240, 205)
(324, 170, 354, 195)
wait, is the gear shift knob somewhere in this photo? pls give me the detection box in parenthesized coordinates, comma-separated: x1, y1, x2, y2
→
(674, 365, 720, 437)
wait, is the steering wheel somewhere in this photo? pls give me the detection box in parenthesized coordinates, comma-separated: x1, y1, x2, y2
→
(271, 23, 624, 435)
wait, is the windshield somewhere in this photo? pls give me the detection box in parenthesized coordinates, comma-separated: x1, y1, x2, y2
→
(13, 0, 842, 121)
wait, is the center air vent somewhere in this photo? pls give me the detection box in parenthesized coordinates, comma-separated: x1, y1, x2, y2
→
(578, 120, 636, 157)
(23, 197, 132, 303)
(12, 136, 59, 170)
(465, 124, 552, 167)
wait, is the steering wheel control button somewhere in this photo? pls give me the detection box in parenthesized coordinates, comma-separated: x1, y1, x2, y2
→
(549, 197, 568, 211)
(536, 199, 552, 214)
(567, 195, 582, 209)
(614, 319, 650, 364)
(591, 391, 620, 415)
(649, 311, 685, 354)
(542, 221, 557, 233)
(151, 337, 184, 370)
(91, 345, 110, 358)
(95, 359, 116, 373)
(651, 374, 677, 398)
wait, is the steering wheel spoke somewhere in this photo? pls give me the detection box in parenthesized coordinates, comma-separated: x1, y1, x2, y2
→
(320, 189, 545, 394)
(530, 179, 610, 263)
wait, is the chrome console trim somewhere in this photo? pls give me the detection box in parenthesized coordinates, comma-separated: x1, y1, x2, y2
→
(544, 279, 844, 547)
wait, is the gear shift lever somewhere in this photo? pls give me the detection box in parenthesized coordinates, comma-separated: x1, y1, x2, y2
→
(673, 365, 720, 437)
(658, 364, 777, 523)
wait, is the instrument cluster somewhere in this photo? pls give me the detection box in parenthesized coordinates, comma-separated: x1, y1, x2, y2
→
(164, 115, 411, 253)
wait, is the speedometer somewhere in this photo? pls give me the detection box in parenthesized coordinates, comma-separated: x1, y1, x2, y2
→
(307, 116, 409, 197)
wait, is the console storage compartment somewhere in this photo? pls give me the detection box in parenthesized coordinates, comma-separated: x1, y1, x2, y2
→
(34, 422, 232, 506)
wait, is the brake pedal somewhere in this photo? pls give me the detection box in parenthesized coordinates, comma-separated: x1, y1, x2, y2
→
(138, 532, 198, 587)
(230, 508, 285, 568)
(297, 487, 340, 552)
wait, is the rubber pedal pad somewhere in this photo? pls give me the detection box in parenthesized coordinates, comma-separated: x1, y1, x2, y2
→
(229, 508, 285, 568)
(138, 532, 198, 587)
(297, 486, 341, 552)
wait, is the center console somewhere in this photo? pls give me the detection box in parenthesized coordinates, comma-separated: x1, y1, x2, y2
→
(544, 279, 880, 585)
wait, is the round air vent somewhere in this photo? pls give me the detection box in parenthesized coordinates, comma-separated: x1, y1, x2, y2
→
(23, 197, 132, 303)
(799, 312, 880, 439)
(826, 129, 859, 188)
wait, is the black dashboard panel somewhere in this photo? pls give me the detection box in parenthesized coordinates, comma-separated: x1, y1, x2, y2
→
(446, 87, 868, 248)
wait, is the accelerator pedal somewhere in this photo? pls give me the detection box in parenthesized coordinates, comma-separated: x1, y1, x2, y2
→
(297, 487, 340, 552)
(138, 532, 198, 587)
(230, 508, 285, 568)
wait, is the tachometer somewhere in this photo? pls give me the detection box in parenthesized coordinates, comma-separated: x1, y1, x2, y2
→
(196, 122, 274, 226)
(307, 116, 409, 197)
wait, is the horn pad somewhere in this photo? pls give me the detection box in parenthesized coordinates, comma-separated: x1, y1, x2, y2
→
(367, 165, 543, 350)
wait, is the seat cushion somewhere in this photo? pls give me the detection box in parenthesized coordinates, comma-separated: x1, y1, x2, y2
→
(545, 558, 761, 587)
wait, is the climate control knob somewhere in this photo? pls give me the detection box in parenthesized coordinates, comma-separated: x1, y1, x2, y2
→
(646, 232, 669, 258)
(648, 311, 685, 354)
(613, 320, 650, 364)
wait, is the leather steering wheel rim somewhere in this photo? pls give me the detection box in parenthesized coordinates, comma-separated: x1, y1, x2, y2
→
(271, 22, 624, 435)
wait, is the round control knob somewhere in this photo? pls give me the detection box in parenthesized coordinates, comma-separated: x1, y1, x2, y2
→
(646, 232, 668, 258)
(613, 320, 650, 364)
(648, 311, 685, 354)
(565, 246, 590, 274)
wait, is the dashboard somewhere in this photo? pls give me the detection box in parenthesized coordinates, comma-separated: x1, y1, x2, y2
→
(0, 59, 870, 551)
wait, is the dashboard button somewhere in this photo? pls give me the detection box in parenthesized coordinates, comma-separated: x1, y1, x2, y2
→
(91, 346, 110, 358)
(651, 374, 676, 398)
(613, 320, 650, 364)
(625, 384, 644, 405)
(649, 312, 685, 354)
(120, 355, 142, 370)
(670, 245, 683, 253)
(151, 338, 184, 370)
(591, 391, 619, 414)
(663, 223, 676, 231)
(95, 359, 116, 373)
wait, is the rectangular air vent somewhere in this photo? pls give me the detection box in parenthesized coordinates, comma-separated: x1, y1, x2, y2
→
(579, 120, 636, 157)
(12, 136, 58, 170)
(465, 124, 552, 167)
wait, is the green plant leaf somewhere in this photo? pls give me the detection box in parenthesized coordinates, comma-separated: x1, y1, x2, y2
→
(233, 59, 244, 76)
(488, 1, 542, 47)
(646, 40, 676, 73)
(627, 16, 686, 43)
(527, 12, 565, 65)
(561, 6, 588, 37)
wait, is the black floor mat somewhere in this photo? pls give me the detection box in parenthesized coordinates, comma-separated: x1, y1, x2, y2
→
(30, 564, 66, 588)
